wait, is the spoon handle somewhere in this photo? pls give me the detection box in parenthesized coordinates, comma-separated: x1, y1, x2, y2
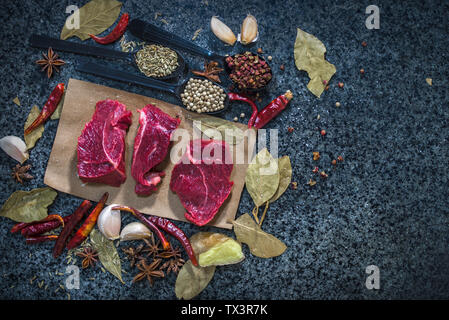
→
(29, 34, 133, 62)
(76, 61, 178, 94)
(129, 19, 223, 60)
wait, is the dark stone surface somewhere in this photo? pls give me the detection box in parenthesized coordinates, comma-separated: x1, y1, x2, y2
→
(1, 0, 448, 300)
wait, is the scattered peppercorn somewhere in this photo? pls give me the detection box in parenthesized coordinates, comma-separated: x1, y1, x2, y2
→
(233, 117, 238, 122)
(331, 159, 337, 166)
(287, 127, 294, 133)
(362, 41, 367, 47)
(322, 80, 328, 85)
(280, 64, 285, 71)
(317, 114, 321, 120)
(337, 155, 343, 162)
(291, 181, 298, 190)
(324, 85, 330, 91)
(307, 179, 317, 186)
(335, 101, 341, 107)
(338, 82, 344, 88)
(267, 56, 273, 61)
(257, 48, 263, 54)
(320, 171, 328, 178)
(360, 68, 365, 75)
(240, 113, 245, 118)
(320, 129, 326, 136)
(313, 151, 320, 161)
(312, 166, 319, 173)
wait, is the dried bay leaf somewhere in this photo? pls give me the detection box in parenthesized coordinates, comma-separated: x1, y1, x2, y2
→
(232, 213, 287, 258)
(60, 0, 122, 41)
(190, 116, 245, 145)
(269, 156, 292, 202)
(245, 148, 280, 207)
(294, 27, 336, 98)
(90, 229, 124, 283)
(50, 92, 65, 120)
(0, 187, 57, 223)
(24, 105, 44, 149)
(175, 260, 216, 300)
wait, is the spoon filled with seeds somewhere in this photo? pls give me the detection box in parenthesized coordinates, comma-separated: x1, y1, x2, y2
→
(29, 34, 186, 81)
(76, 61, 230, 114)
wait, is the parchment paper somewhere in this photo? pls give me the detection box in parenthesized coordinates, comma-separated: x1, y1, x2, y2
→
(44, 78, 254, 229)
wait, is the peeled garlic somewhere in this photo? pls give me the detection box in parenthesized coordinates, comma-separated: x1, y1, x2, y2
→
(120, 222, 152, 241)
(97, 204, 121, 240)
(0, 136, 29, 164)
(240, 14, 258, 45)
(210, 16, 236, 45)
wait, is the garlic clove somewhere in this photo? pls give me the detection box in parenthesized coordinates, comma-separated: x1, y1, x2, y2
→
(97, 204, 121, 240)
(240, 14, 258, 45)
(210, 16, 236, 46)
(0, 136, 29, 164)
(120, 222, 152, 241)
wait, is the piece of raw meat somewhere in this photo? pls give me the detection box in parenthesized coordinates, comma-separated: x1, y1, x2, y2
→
(132, 104, 180, 195)
(77, 99, 132, 187)
(170, 139, 234, 226)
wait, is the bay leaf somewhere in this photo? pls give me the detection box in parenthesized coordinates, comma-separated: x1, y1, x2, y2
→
(0, 187, 57, 223)
(90, 229, 124, 283)
(60, 0, 122, 41)
(294, 27, 336, 98)
(175, 260, 216, 300)
(245, 148, 280, 207)
(50, 92, 65, 120)
(269, 156, 292, 202)
(232, 213, 287, 258)
(24, 105, 44, 149)
(190, 115, 244, 145)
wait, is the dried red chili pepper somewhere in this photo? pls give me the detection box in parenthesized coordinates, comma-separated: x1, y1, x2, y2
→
(21, 215, 72, 237)
(52, 200, 92, 258)
(66, 193, 109, 250)
(26, 235, 58, 244)
(113, 206, 199, 267)
(227, 92, 258, 128)
(11, 214, 65, 234)
(24, 83, 65, 135)
(89, 13, 129, 45)
(253, 90, 293, 129)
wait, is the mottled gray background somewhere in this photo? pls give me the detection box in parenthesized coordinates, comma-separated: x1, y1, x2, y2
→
(0, 0, 448, 300)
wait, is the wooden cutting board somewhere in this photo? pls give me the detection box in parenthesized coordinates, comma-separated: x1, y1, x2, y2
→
(44, 78, 255, 229)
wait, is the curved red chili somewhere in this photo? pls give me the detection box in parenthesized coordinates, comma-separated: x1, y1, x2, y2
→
(89, 13, 129, 45)
(24, 83, 65, 135)
(253, 90, 293, 129)
(227, 92, 258, 128)
(113, 206, 199, 267)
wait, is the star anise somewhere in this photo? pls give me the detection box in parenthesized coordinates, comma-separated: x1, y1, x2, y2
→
(142, 234, 162, 258)
(11, 164, 33, 184)
(192, 60, 223, 83)
(75, 247, 98, 269)
(122, 243, 145, 268)
(160, 257, 185, 275)
(35, 47, 65, 78)
(156, 246, 182, 259)
(133, 259, 165, 286)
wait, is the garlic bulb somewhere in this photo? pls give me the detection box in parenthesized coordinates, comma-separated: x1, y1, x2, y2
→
(120, 222, 152, 241)
(210, 16, 236, 45)
(240, 14, 258, 45)
(0, 136, 29, 164)
(97, 204, 121, 240)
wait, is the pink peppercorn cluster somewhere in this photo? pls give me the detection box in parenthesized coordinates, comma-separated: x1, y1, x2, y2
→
(225, 51, 272, 90)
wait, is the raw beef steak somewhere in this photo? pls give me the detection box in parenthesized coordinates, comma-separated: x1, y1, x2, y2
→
(170, 139, 234, 226)
(132, 104, 180, 195)
(77, 99, 132, 187)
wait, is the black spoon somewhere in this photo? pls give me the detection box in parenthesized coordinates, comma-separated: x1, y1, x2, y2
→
(29, 34, 186, 81)
(76, 61, 230, 115)
(128, 19, 273, 92)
